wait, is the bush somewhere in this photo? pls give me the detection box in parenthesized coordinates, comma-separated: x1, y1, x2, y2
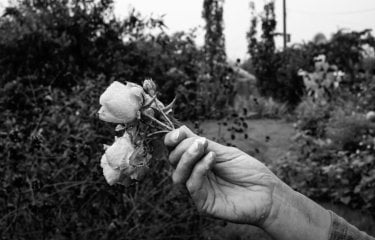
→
(0, 78, 211, 239)
(0, 1, 213, 238)
(276, 83, 375, 214)
(249, 97, 289, 119)
(276, 137, 375, 212)
(294, 98, 332, 138)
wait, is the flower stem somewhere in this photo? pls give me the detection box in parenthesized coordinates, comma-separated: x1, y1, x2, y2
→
(147, 130, 169, 137)
(154, 100, 175, 129)
(142, 95, 157, 109)
(142, 111, 173, 131)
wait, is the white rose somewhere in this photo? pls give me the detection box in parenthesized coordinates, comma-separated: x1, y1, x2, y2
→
(100, 154, 121, 186)
(100, 132, 135, 185)
(98, 81, 144, 123)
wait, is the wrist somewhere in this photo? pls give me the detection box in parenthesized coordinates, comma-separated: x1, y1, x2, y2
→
(260, 179, 291, 229)
(261, 180, 331, 240)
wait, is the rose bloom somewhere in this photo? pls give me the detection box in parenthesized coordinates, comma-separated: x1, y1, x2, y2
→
(98, 81, 144, 123)
(100, 132, 135, 185)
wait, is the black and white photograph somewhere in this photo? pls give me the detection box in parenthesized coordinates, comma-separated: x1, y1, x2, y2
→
(1, 0, 375, 239)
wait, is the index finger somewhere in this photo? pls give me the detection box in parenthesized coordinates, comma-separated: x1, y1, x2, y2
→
(164, 125, 197, 147)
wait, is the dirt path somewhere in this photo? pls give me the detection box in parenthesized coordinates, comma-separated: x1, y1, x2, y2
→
(196, 118, 296, 240)
(196, 118, 375, 239)
(198, 119, 296, 164)
(195, 119, 296, 240)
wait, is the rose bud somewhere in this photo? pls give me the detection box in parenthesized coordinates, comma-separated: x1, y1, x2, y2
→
(100, 132, 135, 185)
(98, 81, 144, 123)
(143, 79, 157, 96)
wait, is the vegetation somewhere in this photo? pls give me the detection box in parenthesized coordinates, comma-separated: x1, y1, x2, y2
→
(246, 1, 375, 218)
(274, 59, 375, 216)
(1, 0, 375, 238)
(0, 1, 212, 239)
(201, 0, 234, 117)
(247, 1, 305, 106)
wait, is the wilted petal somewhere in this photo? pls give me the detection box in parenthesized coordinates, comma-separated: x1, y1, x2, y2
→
(100, 155, 121, 185)
(105, 132, 135, 170)
(130, 166, 148, 180)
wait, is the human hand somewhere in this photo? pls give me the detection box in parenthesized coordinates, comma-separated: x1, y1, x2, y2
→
(165, 126, 332, 240)
(164, 126, 278, 226)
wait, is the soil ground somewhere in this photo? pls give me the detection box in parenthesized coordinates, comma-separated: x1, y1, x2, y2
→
(197, 118, 296, 164)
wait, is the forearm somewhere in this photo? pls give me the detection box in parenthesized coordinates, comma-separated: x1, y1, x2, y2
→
(261, 181, 331, 240)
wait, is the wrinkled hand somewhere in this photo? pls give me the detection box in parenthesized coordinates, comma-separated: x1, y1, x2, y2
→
(164, 126, 279, 225)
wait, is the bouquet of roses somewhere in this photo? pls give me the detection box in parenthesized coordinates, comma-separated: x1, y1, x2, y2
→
(97, 79, 177, 186)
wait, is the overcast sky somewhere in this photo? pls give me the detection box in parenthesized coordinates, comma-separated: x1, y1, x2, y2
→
(1, 0, 375, 61)
(114, 0, 375, 61)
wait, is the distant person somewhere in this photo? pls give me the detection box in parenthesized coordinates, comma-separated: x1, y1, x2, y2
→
(164, 126, 375, 240)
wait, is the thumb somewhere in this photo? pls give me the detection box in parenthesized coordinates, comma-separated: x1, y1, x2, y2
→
(164, 125, 197, 147)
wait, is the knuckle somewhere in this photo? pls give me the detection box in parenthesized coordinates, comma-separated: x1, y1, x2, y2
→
(178, 156, 191, 171)
(186, 179, 194, 192)
(185, 149, 197, 159)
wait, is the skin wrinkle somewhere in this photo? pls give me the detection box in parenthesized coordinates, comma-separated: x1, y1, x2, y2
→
(216, 172, 273, 224)
(214, 162, 272, 189)
(207, 171, 259, 223)
(188, 156, 210, 210)
(166, 127, 335, 240)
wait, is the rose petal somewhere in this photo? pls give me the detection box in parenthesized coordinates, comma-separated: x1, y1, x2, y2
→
(99, 81, 144, 123)
(98, 106, 124, 123)
(105, 132, 134, 170)
(100, 155, 121, 185)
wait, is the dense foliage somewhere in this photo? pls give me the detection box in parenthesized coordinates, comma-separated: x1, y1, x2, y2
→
(247, 4, 375, 108)
(0, 1, 213, 239)
(201, 0, 234, 116)
(275, 65, 375, 215)
(247, 2, 305, 106)
(202, 0, 226, 76)
(2, 0, 375, 238)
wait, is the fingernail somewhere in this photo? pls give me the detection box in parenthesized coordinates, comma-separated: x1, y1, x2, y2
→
(196, 137, 207, 146)
(190, 138, 206, 153)
(189, 141, 200, 154)
(171, 129, 179, 142)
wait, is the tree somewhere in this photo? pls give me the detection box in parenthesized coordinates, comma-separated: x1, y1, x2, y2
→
(247, 1, 277, 98)
(202, 0, 234, 116)
(202, 0, 226, 77)
(247, 1, 305, 106)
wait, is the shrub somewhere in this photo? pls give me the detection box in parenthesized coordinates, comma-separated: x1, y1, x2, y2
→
(249, 97, 289, 119)
(276, 91, 375, 214)
(326, 111, 375, 151)
(294, 98, 332, 138)
(276, 138, 375, 212)
(0, 78, 211, 239)
(0, 1, 213, 238)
